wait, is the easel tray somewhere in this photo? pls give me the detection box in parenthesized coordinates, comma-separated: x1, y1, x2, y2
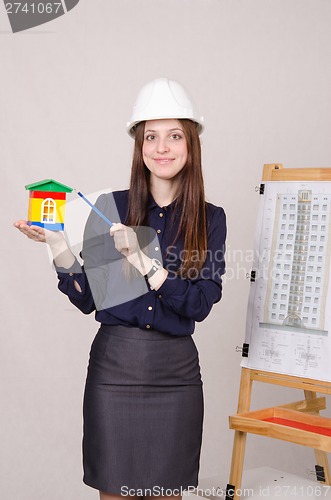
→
(230, 406, 331, 452)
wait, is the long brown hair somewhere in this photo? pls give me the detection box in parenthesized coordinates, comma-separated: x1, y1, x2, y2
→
(126, 119, 207, 278)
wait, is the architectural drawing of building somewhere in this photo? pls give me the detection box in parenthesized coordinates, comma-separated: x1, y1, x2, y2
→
(263, 190, 331, 334)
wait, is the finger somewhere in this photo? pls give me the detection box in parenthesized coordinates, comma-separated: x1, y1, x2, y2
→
(16, 225, 35, 237)
(122, 227, 129, 249)
(109, 223, 125, 235)
(113, 233, 127, 253)
(13, 220, 28, 228)
(30, 226, 48, 241)
(15, 222, 46, 242)
(113, 232, 134, 255)
(14, 221, 30, 232)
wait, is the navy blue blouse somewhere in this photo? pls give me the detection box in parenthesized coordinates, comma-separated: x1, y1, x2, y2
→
(56, 190, 226, 336)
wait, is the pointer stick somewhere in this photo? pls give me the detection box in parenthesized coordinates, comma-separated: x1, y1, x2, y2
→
(76, 191, 147, 277)
(76, 190, 113, 227)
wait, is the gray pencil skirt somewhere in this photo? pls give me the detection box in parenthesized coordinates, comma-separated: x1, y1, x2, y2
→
(82, 324, 204, 496)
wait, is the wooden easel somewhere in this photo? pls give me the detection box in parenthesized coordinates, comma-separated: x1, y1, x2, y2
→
(227, 164, 331, 500)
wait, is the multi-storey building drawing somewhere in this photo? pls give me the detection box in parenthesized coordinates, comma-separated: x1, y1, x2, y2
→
(262, 190, 331, 334)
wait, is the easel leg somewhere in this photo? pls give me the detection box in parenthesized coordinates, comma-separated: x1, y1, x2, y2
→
(227, 368, 253, 500)
(314, 450, 331, 484)
(227, 431, 247, 500)
(304, 390, 331, 484)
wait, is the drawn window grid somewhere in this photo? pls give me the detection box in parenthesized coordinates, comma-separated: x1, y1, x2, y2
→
(41, 198, 56, 223)
(266, 192, 331, 330)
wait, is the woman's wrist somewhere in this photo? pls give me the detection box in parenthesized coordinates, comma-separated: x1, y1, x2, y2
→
(127, 252, 168, 291)
(127, 251, 152, 275)
(148, 268, 168, 291)
(49, 238, 69, 257)
(50, 238, 75, 269)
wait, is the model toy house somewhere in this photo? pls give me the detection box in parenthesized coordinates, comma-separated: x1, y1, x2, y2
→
(25, 179, 73, 230)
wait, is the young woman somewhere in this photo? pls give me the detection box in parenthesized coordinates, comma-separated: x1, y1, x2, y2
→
(14, 78, 227, 500)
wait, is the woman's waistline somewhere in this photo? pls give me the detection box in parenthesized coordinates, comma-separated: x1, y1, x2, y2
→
(99, 323, 192, 341)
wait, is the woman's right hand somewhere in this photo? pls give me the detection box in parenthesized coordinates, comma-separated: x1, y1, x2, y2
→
(13, 220, 78, 273)
(13, 220, 65, 247)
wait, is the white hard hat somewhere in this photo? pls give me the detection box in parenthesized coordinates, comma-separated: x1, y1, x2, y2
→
(127, 77, 204, 137)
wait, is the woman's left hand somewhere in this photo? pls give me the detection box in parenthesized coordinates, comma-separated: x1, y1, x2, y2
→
(110, 223, 141, 262)
(110, 223, 167, 287)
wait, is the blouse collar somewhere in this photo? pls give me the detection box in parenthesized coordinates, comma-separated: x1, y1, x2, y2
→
(147, 191, 179, 212)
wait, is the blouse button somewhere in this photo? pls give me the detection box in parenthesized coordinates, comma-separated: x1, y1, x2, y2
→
(148, 306, 153, 311)
(69, 273, 74, 276)
(157, 229, 161, 234)
(155, 246, 159, 251)
(158, 294, 162, 299)
(146, 324, 151, 329)
(159, 212, 164, 218)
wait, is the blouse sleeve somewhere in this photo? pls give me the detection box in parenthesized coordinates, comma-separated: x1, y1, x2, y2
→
(56, 193, 116, 314)
(154, 206, 227, 322)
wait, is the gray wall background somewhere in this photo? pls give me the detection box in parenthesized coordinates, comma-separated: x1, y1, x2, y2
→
(2, 0, 331, 498)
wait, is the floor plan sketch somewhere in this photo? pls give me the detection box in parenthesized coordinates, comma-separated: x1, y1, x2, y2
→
(242, 181, 331, 381)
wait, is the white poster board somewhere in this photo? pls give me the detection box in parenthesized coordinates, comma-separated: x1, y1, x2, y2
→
(242, 181, 331, 382)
